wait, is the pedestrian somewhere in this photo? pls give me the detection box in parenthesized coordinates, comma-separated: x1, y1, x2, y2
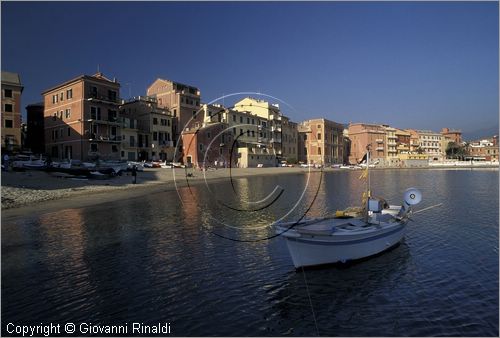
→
(3, 153, 9, 171)
(132, 165, 137, 184)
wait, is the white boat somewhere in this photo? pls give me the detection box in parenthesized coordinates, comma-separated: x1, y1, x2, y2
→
(274, 147, 423, 268)
(12, 155, 46, 169)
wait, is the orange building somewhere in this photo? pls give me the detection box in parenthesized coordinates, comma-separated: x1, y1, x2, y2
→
(181, 122, 236, 169)
(146, 78, 202, 141)
(1, 71, 23, 152)
(298, 118, 344, 165)
(42, 72, 121, 161)
(347, 123, 387, 164)
(441, 128, 462, 144)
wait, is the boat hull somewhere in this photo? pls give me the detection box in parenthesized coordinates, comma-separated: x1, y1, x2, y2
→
(282, 223, 407, 268)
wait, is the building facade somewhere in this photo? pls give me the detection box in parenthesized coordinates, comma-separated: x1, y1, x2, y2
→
(233, 97, 283, 159)
(119, 96, 174, 161)
(299, 118, 344, 165)
(281, 118, 298, 163)
(42, 72, 121, 161)
(146, 78, 202, 142)
(415, 130, 443, 159)
(347, 123, 387, 164)
(25, 102, 45, 154)
(181, 122, 236, 168)
(2, 71, 23, 152)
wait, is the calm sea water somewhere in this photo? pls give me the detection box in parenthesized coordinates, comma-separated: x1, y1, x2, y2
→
(2, 169, 498, 336)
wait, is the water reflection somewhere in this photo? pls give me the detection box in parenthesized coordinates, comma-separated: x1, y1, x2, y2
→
(2, 169, 498, 336)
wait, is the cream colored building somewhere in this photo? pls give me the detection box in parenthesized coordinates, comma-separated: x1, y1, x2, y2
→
(120, 117, 139, 161)
(237, 146, 276, 168)
(384, 126, 399, 165)
(120, 96, 174, 161)
(233, 97, 283, 158)
(415, 130, 443, 159)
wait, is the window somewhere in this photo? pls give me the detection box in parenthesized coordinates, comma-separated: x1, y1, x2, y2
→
(108, 90, 117, 101)
(5, 119, 13, 128)
(66, 89, 73, 99)
(153, 117, 158, 125)
(153, 132, 158, 141)
(318, 147, 322, 155)
(130, 136, 135, 147)
(108, 110, 117, 122)
(233, 128, 236, 135)
(199, 143, 203, 151)
(90, 86, 97, 97)
(59, 110, 63, 119)
(247, 117, 250, 124)
(53, 113, 57, 121)
(317, 133, 321, 140)
(60, 92, 64, 101)
(207, 132, 211, 139)
(90, 106, 101, 120)
(240, 116, 243, 123)
(112, 145, 118, 152)
(161, 119, 167, 126)
(5, 104, 13, 112)
(233, 115, 236, 122)
(65, 109, 71, 119)
(192, 110, 196, 117)
(251, 131, 255, 137)
(240, 129, 243, 135)
(67, 128, 71, 136)
(90, 143, 98, 152)
(4, 89, 12, 98)
(252, 119, 255, 125)
(173, 109, 177, 117)
(52, 94, 58, 104)
(246, 130, 250, 136)
(317, 124, 321, 129)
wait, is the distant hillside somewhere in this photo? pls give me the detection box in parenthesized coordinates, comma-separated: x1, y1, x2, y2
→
(462, 124, 499, 141)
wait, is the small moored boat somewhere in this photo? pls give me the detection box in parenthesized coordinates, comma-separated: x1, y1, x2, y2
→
(275, 147, 423, 268)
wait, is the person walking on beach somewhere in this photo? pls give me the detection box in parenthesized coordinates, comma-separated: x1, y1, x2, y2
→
(132, 165, 137, 184)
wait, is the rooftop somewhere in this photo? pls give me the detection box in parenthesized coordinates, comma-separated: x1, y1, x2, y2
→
(1, 71, 22, 86)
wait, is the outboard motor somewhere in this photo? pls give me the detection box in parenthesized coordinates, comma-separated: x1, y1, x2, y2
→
(398, 188, 422, 218)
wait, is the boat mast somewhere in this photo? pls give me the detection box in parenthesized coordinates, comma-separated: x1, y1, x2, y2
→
(364, 144, 371, 222)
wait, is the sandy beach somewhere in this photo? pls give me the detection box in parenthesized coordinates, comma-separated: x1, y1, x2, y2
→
(1, 167, 316, 218)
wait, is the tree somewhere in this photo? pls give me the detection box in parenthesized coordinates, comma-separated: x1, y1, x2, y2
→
(446, 142, 467, 160)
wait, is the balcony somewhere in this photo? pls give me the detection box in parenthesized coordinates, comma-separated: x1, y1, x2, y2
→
(158, 140, 174, 147)
(270, 137, 282, 143)
(387, 140, 397, 146)
(87, 117, 121, 126)
(271, 126, 282, 132)
(376, 146, 384, 151)
(87, 93, 120, 105)
(376, 139, 383, 143)
(88, 134, 121, 143)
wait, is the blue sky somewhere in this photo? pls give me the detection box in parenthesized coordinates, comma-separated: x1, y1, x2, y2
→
(2, 1, 498, 136)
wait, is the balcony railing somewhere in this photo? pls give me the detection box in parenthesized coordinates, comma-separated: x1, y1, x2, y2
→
(88, 134, 121, 143)
(87, 93, 120, 104)
(376, 139, 383, 143)
(158, 140, 174, 147)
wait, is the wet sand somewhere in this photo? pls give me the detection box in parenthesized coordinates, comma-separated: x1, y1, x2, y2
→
(1, 167, 316, 219)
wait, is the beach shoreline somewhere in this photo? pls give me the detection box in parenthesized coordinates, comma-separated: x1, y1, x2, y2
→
(2, 165, 498, 220)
